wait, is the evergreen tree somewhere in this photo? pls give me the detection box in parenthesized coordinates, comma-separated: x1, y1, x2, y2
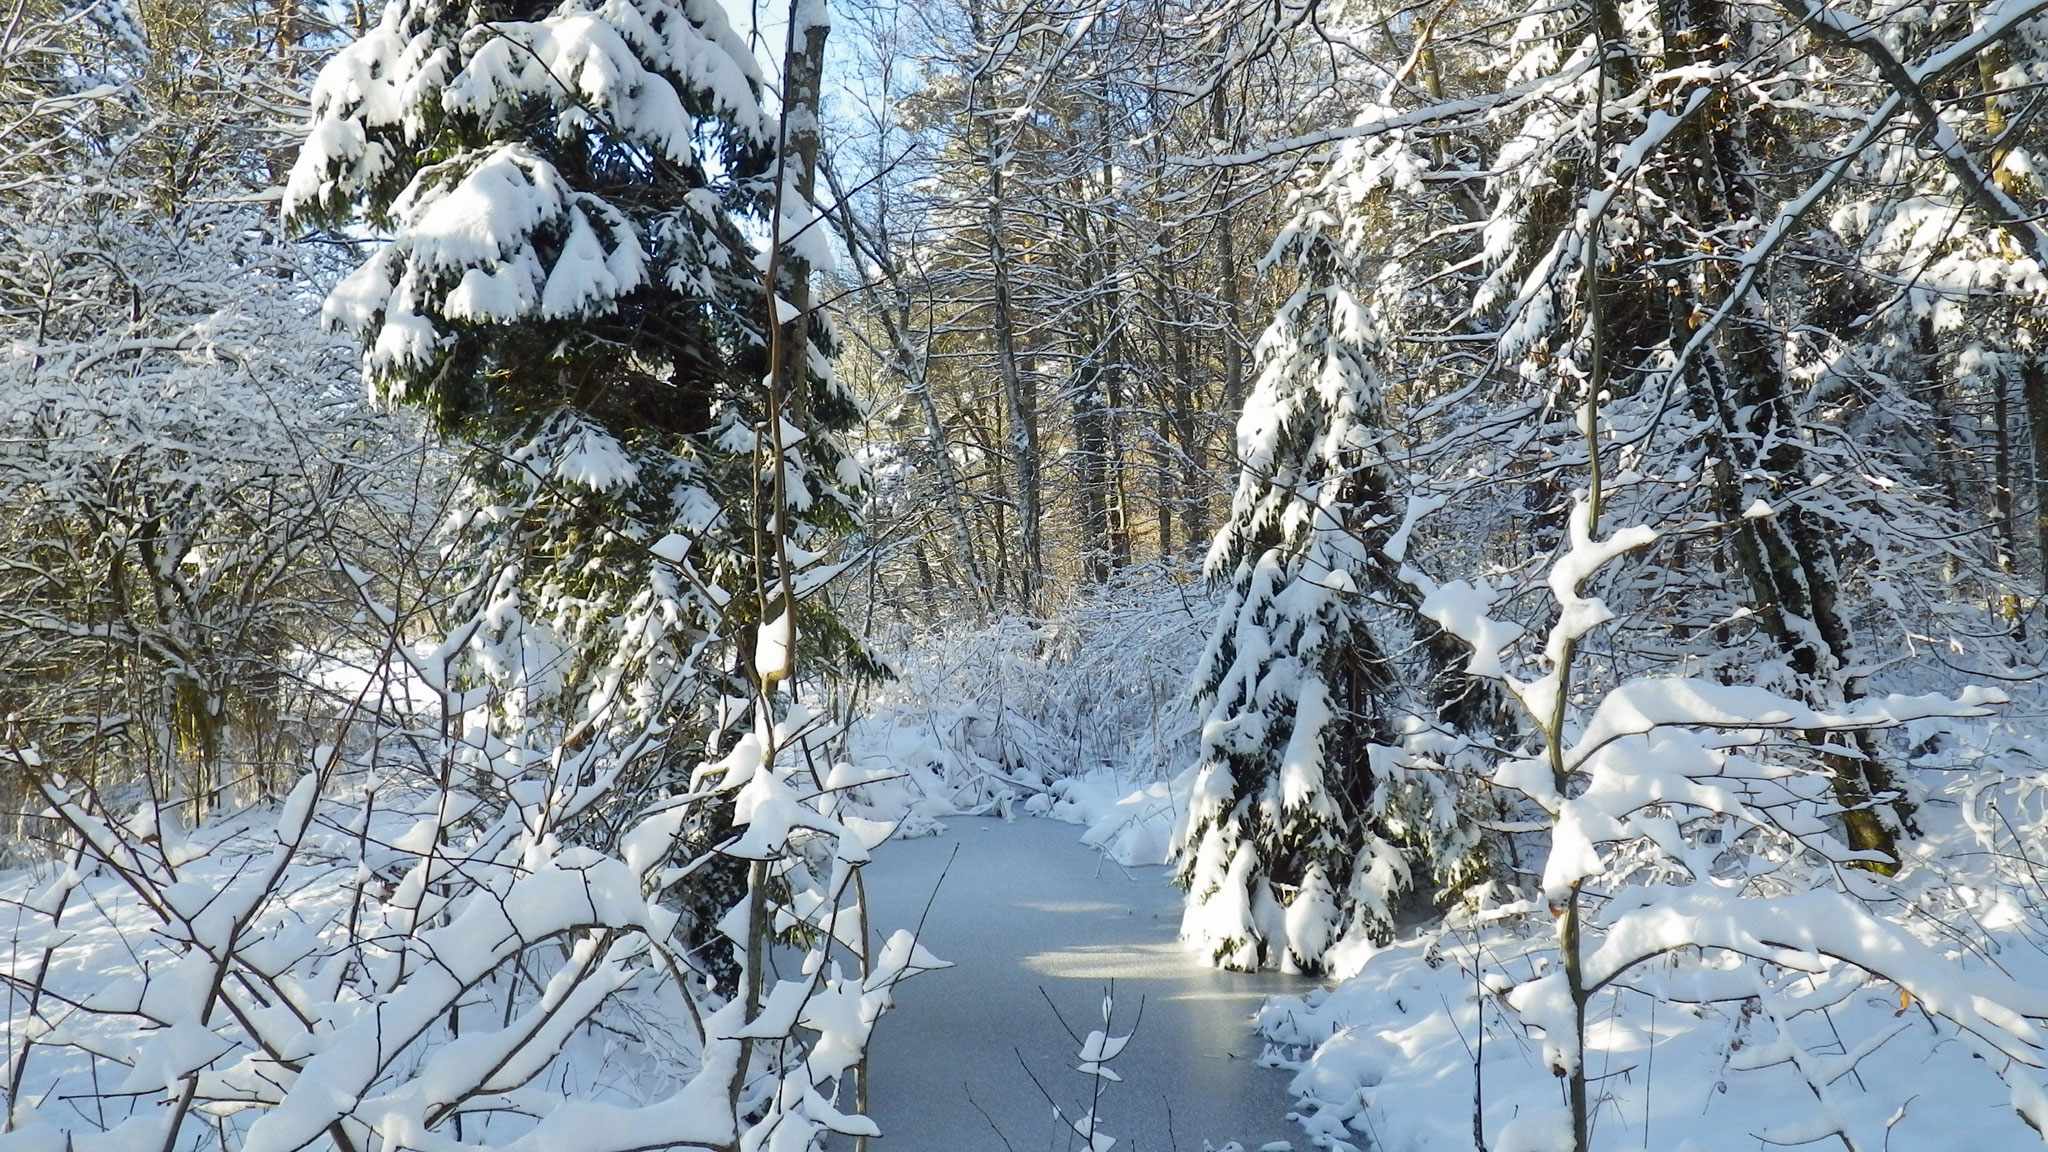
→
(284, 0, 863, 727)
(288, 0, 766, 424)
(284, 0, 869, 982)
(1191, 0, 2039, 954)
(1173, 226, 1484, 971)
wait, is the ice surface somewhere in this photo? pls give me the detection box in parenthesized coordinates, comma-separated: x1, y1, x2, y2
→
(828, 817, 1308, 1152)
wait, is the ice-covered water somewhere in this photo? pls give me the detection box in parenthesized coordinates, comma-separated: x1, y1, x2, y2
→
(842, 816, 1311, 1152)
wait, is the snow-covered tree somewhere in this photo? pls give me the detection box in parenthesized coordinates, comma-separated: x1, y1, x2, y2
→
(288, 0, 763, 418)
(0, 0, 399, 832)
(1407, 481, 2032, 1152)
(0, 202, 380, 821)
(1172, 0, 2048, 972)
(0, 575, 940, 1151)
(281, 0, 869, 852)
(1173, 226, 1486, 972)
(1205, 0, 2048, 1140)
(0, 1, 933, 1147)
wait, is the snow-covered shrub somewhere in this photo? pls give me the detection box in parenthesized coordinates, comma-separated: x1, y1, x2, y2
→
(1247, 446, 2048, 1149)
(843, 559, 1215, 823)
(0, 192, 391, 837)
(1424, 501, 2029, 1145)
(0, 0, 936, 1142)
(0, 0, 436, 841)
(1256, 632, 2048, 1151)
(0, 540, 940, 1151)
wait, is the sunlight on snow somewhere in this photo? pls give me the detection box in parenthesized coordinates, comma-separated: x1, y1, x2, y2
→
(1013, 899, 1126, 914)
(1022, 941, 1193, 980)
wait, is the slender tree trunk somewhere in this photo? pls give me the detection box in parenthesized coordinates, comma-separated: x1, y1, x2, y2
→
(1910, 314, 1966, 582)
(1098, 76, 1130, 574)
(967, 0, 1041, 612)
(1156, 405, 1175, 557)
(1172, 309, 1204, 555)
(1073, 356, 1112, 583)
(913, 540, 937, 619)
(1100, 327, 1130, 575)
(987, 167, 1040, 609)
(1983, 41, 2048, 602)
(1152, 132, 1206, 561)
(983, 400, 1014, 606)
(2025, 359, 2048, 597)
(1655, 0, 1903, 863)
(1981, 50, 2028, 627)
(774, 0, 826, 357)
(1074, 57, 1130, 580)
(1213, 87, 1247, 554)
(1993, 364, 2021, 626)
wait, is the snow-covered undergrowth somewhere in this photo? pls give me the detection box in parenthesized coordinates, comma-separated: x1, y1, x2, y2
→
(834, 562, 1214, 856)
(0, 565, 1202, 1152)
(1255, 707, 2048, 1151)
(0, 490, 946, 1152)
(1036, 772, 1184, 868)
(0, 702, 946, 1152)
(1233, 481, 2048, 1152)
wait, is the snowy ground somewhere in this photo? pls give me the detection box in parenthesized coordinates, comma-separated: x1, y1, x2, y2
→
(0, 758, 1302, 1152)
(1246, 707, 2048, 1152)
(840, 814, 1307, 1152)
(14, 641, 2045, 1152)
(938, 752, 2048, 1152)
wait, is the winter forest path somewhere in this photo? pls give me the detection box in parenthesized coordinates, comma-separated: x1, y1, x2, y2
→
(844, 815, 1309, 1152)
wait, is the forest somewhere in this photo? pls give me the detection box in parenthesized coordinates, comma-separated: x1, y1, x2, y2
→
(3, 0, 2048, 1147)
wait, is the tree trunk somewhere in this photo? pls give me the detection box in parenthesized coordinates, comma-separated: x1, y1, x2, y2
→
(1073, 356, 1112, 583)
(2025, 358, 2048, 597)
(986, 153, 1040, 611)
(966, 0, 1041, 612)
(1654, 0, 1903, 864)
(1213, 87, 1247, 554)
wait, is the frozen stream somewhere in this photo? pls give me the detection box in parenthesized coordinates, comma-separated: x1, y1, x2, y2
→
(842, 815, 1310, 1152)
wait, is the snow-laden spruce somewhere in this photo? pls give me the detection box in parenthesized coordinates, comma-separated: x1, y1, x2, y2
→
(281, 0, 866, 724)
(285, 0, 769, 415)
(1173, 221, 1487, 973)
(157, 0, 902, 1146)
(283, 0, 862, 501)
(281, 0, 867, 777)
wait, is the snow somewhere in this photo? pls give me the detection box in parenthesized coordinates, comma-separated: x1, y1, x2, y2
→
(550, 421, 640, 491)
(35, 14, 2048, 1139)
(1247, 527, 2048, 1152)
(1417, 576, 1523, 680)
(1254, 861, 2048, 1152)
(406, 146, 567, 269)
(3, 605, 964, 1152)
(7, 583, 2048, 1152)
(1065, 774, 1182, 866)
(754, 609, 794, 684)
(541, 209, 629, 318)
(1542, 495, 1657, 668)
(449, 17, 697, 161)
